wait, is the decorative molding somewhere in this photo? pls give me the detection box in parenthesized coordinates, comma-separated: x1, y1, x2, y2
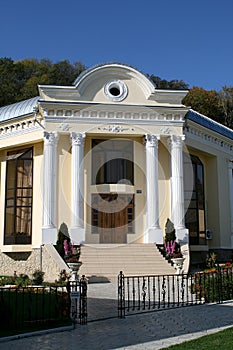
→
(44, 108, 184, 124)
(104, 80, 128, 102)
(0, 117, 44, 138)
(97, 125, 133, 133)
(185, 124, 233, 154)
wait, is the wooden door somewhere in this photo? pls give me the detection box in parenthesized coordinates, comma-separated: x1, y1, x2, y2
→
(91, 194, 134, 243)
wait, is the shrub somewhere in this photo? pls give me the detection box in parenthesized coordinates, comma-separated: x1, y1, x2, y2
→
(56, 222, 70, 258)
(32, 270, 45, 285)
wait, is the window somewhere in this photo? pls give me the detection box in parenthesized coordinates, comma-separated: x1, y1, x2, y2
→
(4, 148, 33, 245)
(92, 139, 134, 185)
(184, 155, 206, 245)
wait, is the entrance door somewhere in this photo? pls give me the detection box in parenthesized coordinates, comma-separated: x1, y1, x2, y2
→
(91, 194, 134, 243)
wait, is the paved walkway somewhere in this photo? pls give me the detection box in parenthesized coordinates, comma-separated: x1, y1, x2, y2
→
(0, 282, 233, 350)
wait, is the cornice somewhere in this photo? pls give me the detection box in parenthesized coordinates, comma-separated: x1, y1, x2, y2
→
(41, 106, 186, 127)
(0, 116, 44, 139)
(184, 120, 233, 154)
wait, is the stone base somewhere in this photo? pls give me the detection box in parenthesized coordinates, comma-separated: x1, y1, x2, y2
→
(70, 227, 85, 244)
(175, 228, 190, 274)
(145, 227, 163, 244)
(42, 227, 57, 244)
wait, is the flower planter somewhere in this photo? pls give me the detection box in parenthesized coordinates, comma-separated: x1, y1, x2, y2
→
(171, 257, 185, 274)
(67, 262, 82, 281)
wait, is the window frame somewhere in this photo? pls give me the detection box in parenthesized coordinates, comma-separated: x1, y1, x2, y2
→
(184, 155, 206, 245)
(4, 147, 33, 245)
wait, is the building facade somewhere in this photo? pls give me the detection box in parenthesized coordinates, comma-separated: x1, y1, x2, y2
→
(0, 63, 232, 279)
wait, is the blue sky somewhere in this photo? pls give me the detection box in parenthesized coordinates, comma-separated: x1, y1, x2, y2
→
(0, 0, 232, 91)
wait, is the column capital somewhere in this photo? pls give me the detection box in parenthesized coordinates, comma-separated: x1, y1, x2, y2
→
(70, 132, 86, 146)
(167, 135, 185, 149)
(43, 131, 59, 146)
(144, 134, 160, 147)
(228, 159, 233, 169)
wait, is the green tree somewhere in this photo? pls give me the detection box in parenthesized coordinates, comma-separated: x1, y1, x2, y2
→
(150, 75, 189, 89)
(218, 86, 233, 128)
(0, 58, 19, 106)
(47, 60, 85, 85)
(182, 86, 223, 121)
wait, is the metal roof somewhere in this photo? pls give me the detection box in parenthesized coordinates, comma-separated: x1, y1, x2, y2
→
(0, 96, 39, 123)
(186, 109, 233, 141)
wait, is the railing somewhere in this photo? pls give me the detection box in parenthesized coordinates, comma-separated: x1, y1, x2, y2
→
(118, 267, 233, 318)
(0, 285, 70, 336)
(0, 276, 88, 336)
(67, 276, 88, 325)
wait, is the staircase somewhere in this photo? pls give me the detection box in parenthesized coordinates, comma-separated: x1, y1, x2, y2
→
(79, 244, 175, 281)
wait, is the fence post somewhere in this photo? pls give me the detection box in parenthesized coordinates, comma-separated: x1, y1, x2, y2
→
(118, 271, 125, 318)
(79, 275, 88, 324)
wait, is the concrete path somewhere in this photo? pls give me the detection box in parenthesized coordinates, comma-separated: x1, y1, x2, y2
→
(0, 282, 232, 350)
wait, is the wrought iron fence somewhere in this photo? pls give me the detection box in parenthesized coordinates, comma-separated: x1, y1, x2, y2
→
(0, 276, 88, 336)
(67, 276, 88, 325)
(0, 285, 70, 335)
(118, 266, 233, 318)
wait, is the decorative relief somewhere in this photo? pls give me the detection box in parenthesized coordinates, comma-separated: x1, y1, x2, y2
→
(97, 125, 134, 133)
(160, 127, 171, 134)
(59, 123, 71, 131)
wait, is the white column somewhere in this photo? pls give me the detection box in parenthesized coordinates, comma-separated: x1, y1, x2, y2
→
(70, 132, 86, 243)
(145, 134, 163, 243)
(42, 131, 59, 244)
(169, 135, 189, 273)
(170, 135, 189, 242)
(228, 160, 233, 248)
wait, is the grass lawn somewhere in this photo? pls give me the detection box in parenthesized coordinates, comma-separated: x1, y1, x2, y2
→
(164, 327, 233, 349)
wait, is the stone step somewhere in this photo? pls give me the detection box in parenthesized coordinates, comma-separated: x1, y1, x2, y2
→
(79, 243, 175, 279)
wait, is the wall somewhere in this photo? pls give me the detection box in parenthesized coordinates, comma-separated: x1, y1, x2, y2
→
(0, 244, 69, 282)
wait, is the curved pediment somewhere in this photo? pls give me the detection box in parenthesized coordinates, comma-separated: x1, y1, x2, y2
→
(38, 62, 188, 106)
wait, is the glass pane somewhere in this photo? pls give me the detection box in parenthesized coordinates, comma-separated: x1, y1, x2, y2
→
(199, 209, 205, 232)
(15, 207, 32, 235)
(5, 207, 14, 235)
(92, 139, 133, 184)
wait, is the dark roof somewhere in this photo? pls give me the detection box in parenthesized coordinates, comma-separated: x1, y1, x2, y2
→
(186, 109, 233, 141)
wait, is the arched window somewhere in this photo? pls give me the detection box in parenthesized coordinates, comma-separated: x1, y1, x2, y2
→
(184, 155, 206, 245)
(4, 148, 33, 245)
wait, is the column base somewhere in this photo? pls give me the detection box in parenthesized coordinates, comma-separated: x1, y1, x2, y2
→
(42, 227, 57, 244)
(176, 228, 190, 274)
(70, 227, 85, 244)
(145, 227, 163, 244)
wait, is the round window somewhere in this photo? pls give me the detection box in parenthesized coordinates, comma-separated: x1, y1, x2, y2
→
(104, 80, 128, 102)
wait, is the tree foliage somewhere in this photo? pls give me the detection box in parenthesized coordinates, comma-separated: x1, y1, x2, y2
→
(0, 57, 85, 107)
(0, 57, 232, 129)
(150, 75, 189, 90)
